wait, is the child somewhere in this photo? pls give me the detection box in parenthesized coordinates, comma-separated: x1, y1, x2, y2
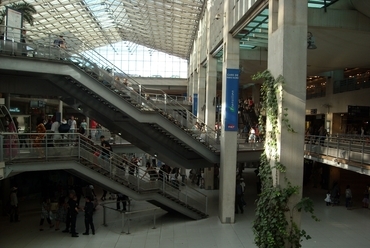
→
(324, 191, 331, 206)
(83, 196, 95, 235)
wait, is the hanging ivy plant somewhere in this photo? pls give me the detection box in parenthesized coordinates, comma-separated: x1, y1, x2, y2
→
(252, 70, 318, 248)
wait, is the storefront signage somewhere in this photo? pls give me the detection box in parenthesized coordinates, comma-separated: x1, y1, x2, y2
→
(9, 107, 21, 113)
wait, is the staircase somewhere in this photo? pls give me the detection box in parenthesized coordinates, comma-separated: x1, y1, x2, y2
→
(1, 133, 208, 220)
(0, 39, 219, 168)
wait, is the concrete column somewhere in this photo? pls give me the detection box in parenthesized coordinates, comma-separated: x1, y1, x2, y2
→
(219, 0, 240, 224)
(188, 77, 193, 102)
(4, 93, 10, 108)
(325, 70, 343, 133)
(203, 3, 217, 191)
(197, 66, 206, 121)
(267, 0, 307, 236)
(205, 57, 217, 129)
(59, 100, 63, 119)
(86, 117, 90, 130)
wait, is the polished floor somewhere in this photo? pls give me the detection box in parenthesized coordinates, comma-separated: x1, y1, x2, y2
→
(1, 169, 369, 248)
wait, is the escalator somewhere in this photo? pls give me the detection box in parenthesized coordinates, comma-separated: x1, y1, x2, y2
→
(1, 134, 208, 220)
(0, 40, 219, 169)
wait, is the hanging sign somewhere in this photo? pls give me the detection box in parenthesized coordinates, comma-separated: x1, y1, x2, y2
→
(224, 69, 239, 131)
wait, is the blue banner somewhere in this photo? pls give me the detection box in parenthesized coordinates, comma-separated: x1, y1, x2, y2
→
(193, 93, 198, 116)
(225, 69, 239, 131)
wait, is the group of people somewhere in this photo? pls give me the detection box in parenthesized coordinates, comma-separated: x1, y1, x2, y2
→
(305, 125, 327, 145)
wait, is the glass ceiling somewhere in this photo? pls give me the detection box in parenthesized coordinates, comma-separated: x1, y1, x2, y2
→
(0, 0, 206, 59)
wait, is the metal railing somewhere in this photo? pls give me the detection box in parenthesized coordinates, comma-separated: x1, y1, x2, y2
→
(0, 25, 218, 151)
(304, 134, 370, 166)
(101, 201, 160, 234)
(0, 132, 208, 215)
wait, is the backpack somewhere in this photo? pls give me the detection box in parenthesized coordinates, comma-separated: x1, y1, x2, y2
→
(58, 123, 70, 133)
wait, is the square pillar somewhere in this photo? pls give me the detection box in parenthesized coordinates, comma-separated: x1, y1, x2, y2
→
(219, 0, 240, 224)
(197, 66, 206, 121)
(267, 0, 308, 231)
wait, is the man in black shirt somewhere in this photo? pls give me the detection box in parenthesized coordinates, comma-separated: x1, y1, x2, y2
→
(100, 135, 112, 160)
(62, 191, 79, 237)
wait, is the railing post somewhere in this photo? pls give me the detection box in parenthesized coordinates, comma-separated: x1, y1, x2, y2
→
(164, 94, 167, 112)
(361, 140, 364, 164)
(336, 138, 339, 159)
(48, 33, 51, 59)
(205, 196, 208, 215)
(153, 213, 156, 229)
(348, 139, 352, 161)
(0, 135, 3, 161)
(78, 135, 81, 159)
(185, 186, 188, 207)
(162, 177, 165, 193)
(109, 158, 112, 179)
(127, 217, 131, 234)
(103, 205, 107, 226)
(43, 134, 47, 160)
(137, 172, 140, 191)
(138, 85, 142, 105)
(121, 211, 125, 233)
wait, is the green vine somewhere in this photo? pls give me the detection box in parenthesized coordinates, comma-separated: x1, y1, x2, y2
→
(252, 70, 319, 248)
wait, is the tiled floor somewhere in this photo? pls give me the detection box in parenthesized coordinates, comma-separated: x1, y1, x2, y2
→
(1, 169, 369, 248)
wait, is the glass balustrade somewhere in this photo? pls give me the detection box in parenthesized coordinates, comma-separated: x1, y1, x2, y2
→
(0, 132, 208, 215)
(0, 25, 218, 150)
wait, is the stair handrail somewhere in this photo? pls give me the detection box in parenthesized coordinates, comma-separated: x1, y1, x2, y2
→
(78, 136, 208, 214)
(0, 25, 218, 150)
(0, 132, 208, 215)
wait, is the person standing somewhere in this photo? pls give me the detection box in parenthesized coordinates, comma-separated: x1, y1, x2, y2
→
(62, 191, 79, 237)
(39, 197, 54, 231)
(68, 116, 77, 144)
(116, 193, 128, 211)
(345, 185, 352, 209)
(50, 118, 61, 147)
(34, 117, 46, 157)
(100, 135, 112, 160)
(83, 196, 95, 235)
(10, 187, 19, 222)
(235, 180, 244, 214)
(80, 119, 88, 135)
(324, 191, 331, 206)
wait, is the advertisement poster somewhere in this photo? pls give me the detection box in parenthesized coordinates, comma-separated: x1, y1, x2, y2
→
(192, 93, 198, 116)
(5, 7, 23, 42)
(224, 69, 239, 131)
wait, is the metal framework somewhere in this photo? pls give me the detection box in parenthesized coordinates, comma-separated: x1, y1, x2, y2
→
(1, 0, 206, 59)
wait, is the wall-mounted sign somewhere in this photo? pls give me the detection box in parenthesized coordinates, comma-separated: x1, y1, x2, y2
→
(193, 93, 198, 116)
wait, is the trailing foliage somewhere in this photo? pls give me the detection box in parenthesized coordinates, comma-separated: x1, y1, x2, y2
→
(0, 2, 37, 26)
(252, 70, 318, 248)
